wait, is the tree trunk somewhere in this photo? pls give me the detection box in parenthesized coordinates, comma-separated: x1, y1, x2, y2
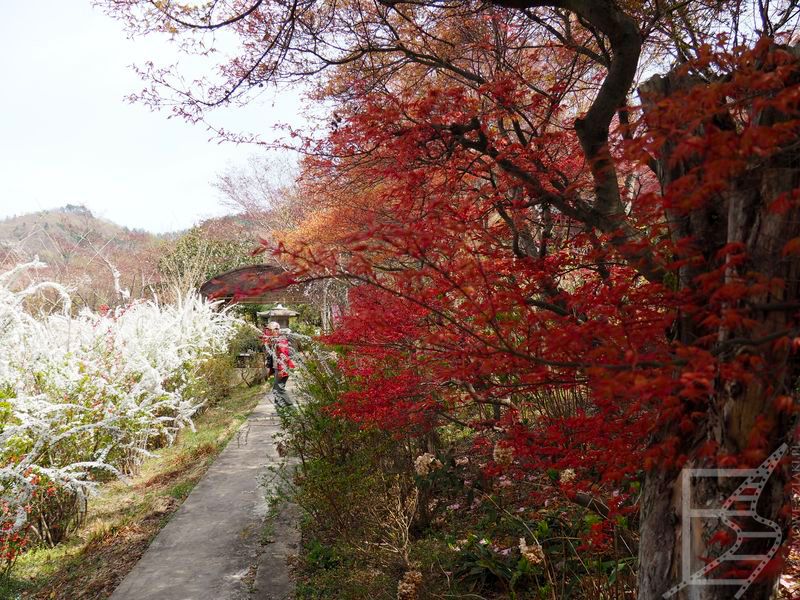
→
(637, 66, 800, 600)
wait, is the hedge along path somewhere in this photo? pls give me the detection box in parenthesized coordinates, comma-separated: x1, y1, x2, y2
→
(109, 388, 299, 600)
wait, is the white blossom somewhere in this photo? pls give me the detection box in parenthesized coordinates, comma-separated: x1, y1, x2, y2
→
(0, 262, 238, 533)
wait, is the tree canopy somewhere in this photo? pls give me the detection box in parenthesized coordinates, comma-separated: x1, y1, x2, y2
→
(103, 0, 800, 597)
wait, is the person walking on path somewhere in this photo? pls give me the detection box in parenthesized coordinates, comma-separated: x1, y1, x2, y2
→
(263, 321, 295, 409)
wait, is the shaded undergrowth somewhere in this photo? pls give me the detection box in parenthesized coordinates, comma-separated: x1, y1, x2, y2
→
(1, 383, 266, 600)
(279, 353, 639, 600)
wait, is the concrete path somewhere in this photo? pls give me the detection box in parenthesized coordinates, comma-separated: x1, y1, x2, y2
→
(110, 393, 299, 600)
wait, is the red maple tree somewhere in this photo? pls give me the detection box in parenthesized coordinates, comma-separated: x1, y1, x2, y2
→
(104, 1, 800, 596)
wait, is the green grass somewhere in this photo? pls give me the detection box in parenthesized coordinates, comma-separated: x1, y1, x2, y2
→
(2, 383, 266, 600)
(167, 481, 195, 501)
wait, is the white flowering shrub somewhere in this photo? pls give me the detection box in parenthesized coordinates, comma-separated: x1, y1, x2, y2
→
(0, 260, 238, 566)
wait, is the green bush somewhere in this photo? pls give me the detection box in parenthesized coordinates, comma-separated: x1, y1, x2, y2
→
(274, 351, 434, 598)
(187, 353, 237, 406)
(280, 355, 415, 546)
(228, 325, 264, 356)
(29, 482, 87, 548)
(277, 346, 637, 599)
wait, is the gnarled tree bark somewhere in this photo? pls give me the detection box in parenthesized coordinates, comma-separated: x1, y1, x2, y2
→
(635, 60, 800, 599)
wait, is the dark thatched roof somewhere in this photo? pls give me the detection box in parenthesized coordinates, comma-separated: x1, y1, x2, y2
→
(199, 264, 306, 304)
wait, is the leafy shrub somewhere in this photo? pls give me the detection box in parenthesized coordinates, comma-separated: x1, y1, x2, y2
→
(451, 534, 540, 595)
(186, 352, 237, 406)
(228, 325, 264, 356)
(0, 492, 34, 577)
(0, 260, 239, 579)
(28, 480, 87, 547)
(280, 361, 415, 548)
(275, 350, 434, 597)
(278, 343, 637, 599)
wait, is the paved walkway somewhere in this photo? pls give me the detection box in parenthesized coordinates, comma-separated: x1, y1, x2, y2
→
(110, 393, 299, 600)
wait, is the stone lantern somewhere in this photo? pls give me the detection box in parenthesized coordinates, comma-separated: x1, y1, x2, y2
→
(257, 304, 299, 330)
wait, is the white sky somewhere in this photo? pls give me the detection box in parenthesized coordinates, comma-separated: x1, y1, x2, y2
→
(0, 1, 304, 233)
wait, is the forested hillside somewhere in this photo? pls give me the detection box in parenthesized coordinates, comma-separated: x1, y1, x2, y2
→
(0, 205, 268, 309)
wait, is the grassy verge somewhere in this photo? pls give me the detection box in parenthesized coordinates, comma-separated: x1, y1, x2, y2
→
(1, 383, 266, 600)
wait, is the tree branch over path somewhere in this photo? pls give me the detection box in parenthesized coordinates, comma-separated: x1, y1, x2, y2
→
(481, 0, 663, 282)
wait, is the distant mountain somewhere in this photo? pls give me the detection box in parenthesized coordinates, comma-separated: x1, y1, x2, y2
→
(0, 205, 169, 309)
(0, 205, 265, 310)
(0, 205, 165, 263)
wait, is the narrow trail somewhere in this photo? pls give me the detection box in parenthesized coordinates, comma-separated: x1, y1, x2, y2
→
(110, 391, 298, 600)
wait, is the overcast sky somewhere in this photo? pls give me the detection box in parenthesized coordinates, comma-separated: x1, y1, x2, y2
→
(0, 1, 303, 233)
